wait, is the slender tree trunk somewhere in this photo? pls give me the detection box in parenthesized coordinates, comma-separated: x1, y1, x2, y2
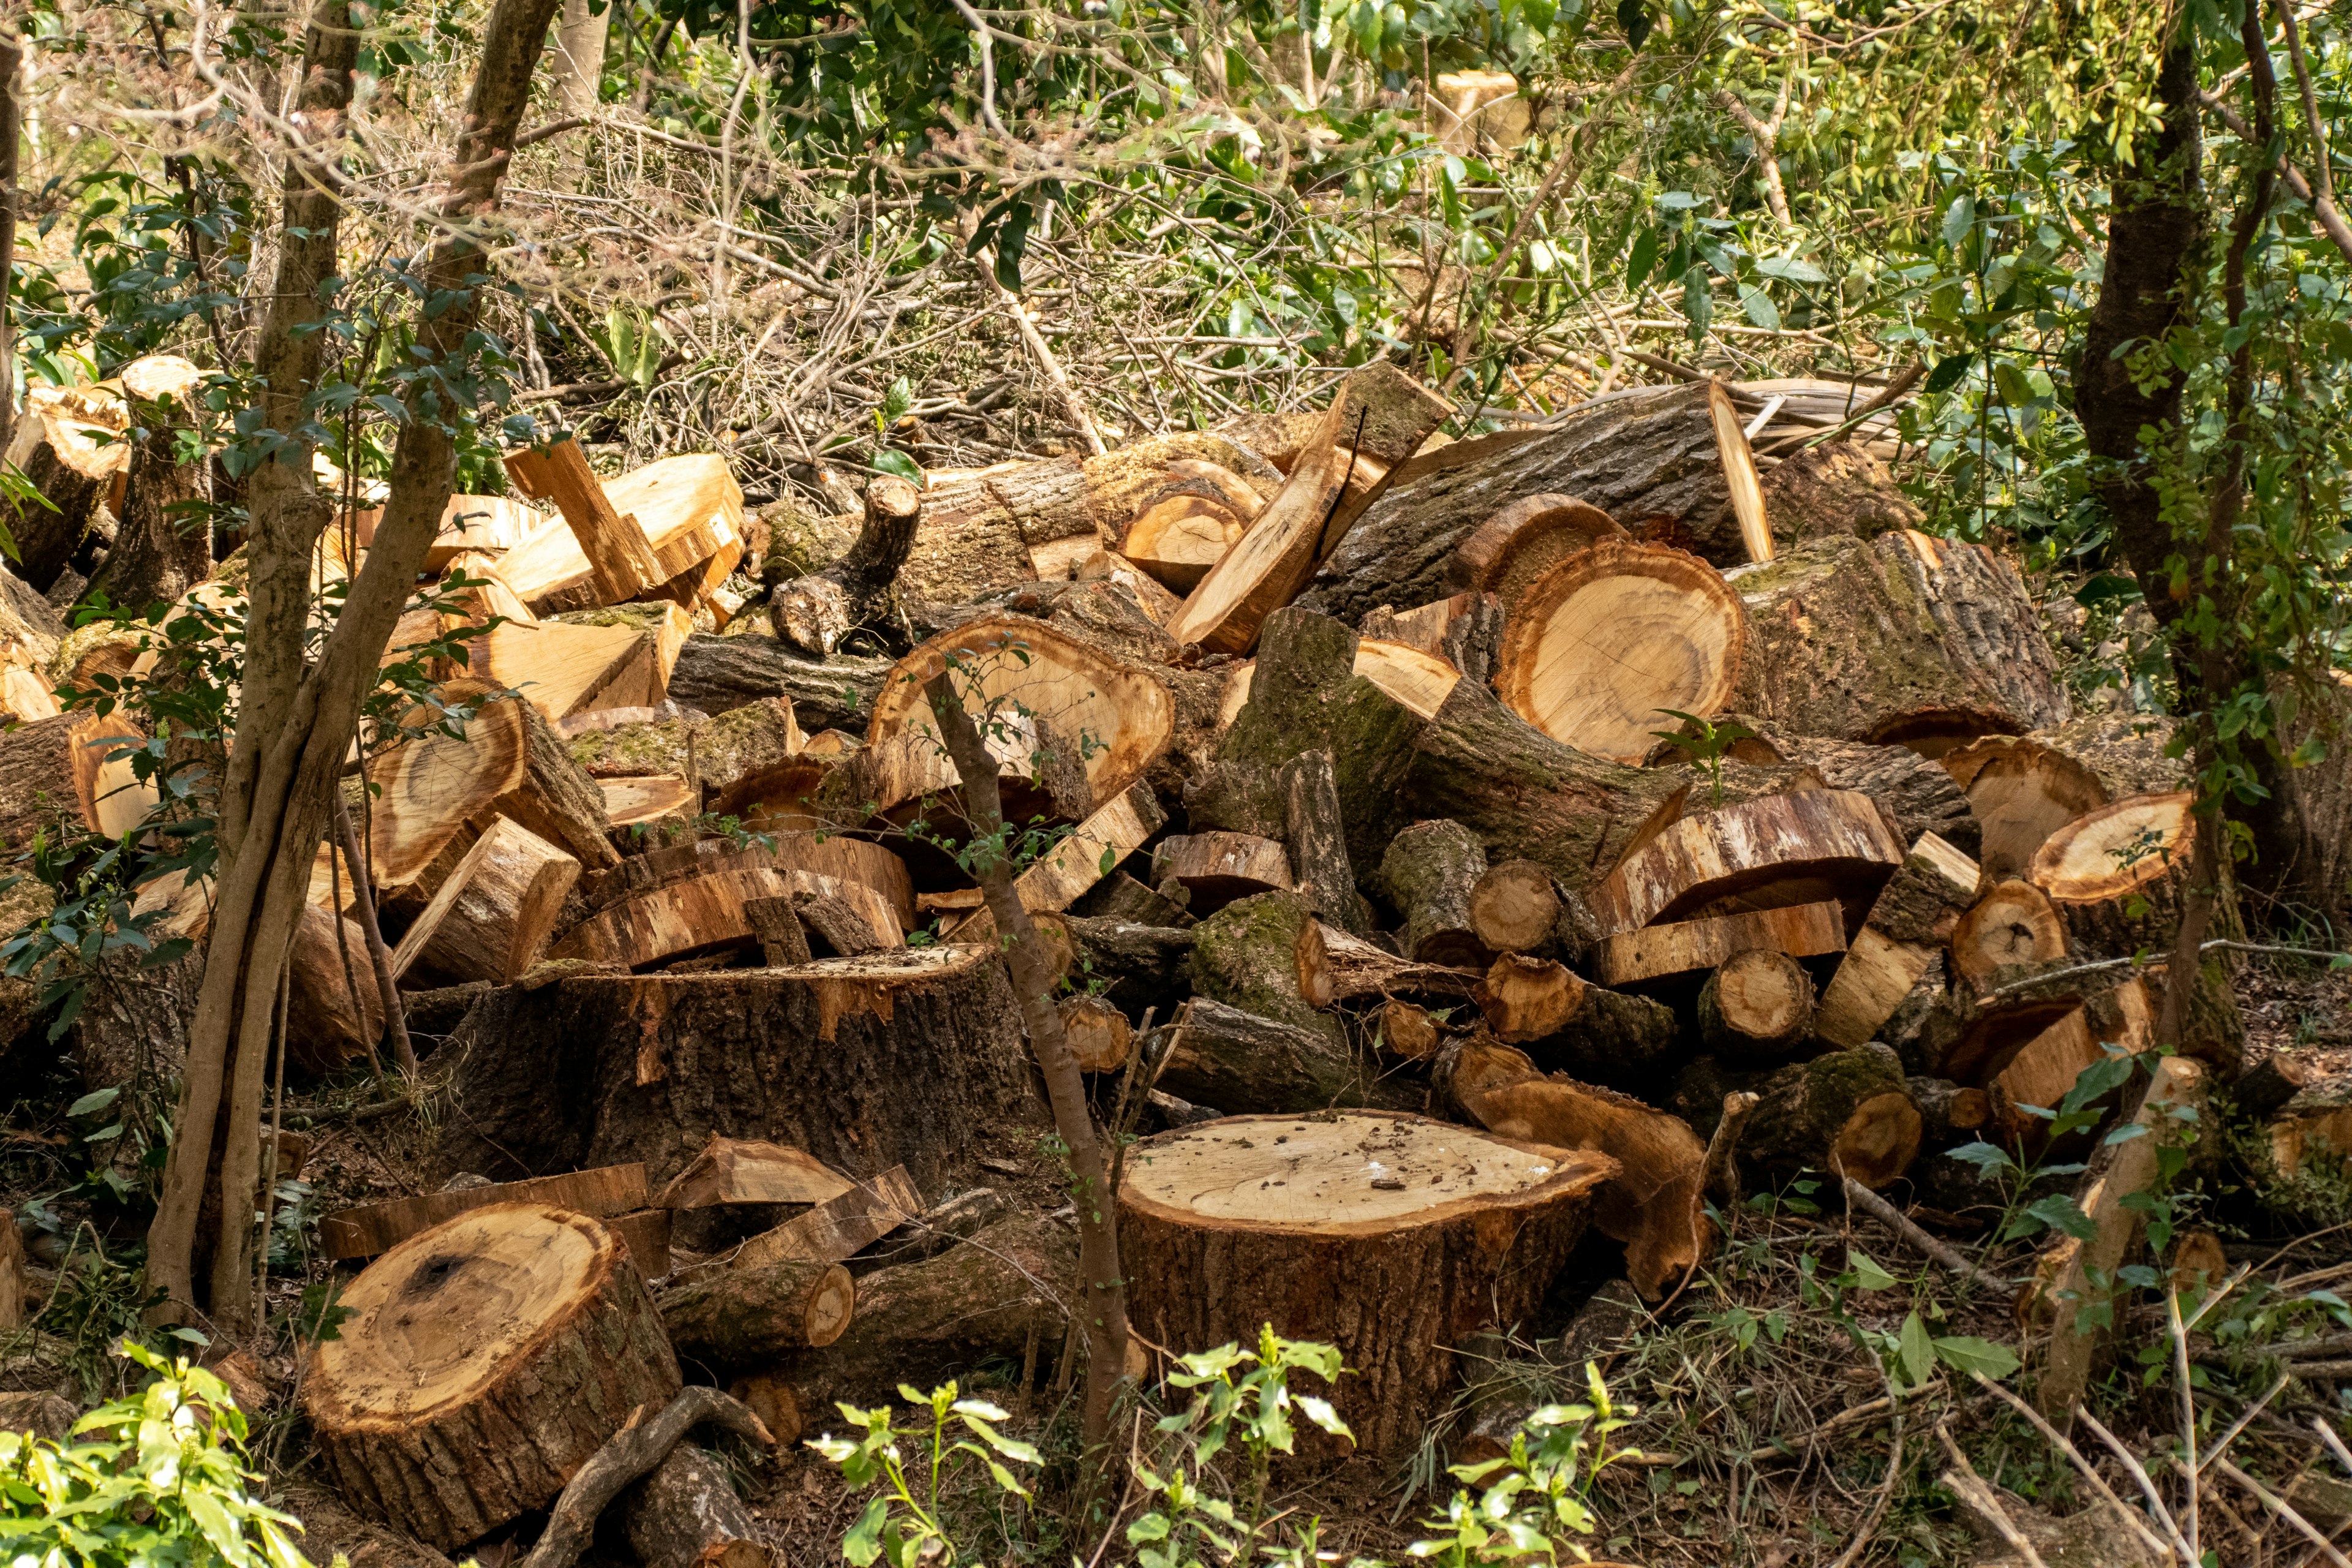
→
(148, 0, 566, 1331)
(554, 0, 607, 119)
(0, 32, 22, 470)
(920, 669, 1131, 1460)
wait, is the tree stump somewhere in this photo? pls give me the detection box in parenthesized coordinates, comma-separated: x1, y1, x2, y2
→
(1491, 540, 1747, 764)
(1695, 949, 1815, 1059)
(1120, 1110, 1615, 1453)
(304, 1204, 682, 1549)
(432, 949, 1047, 1194)
(2027, 791, 2197, 957)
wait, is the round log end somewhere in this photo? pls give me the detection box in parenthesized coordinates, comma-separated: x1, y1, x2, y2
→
(1830, 1091, 1924, 1189)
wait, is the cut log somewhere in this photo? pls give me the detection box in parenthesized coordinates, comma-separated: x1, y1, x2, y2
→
(2026, 1055, 2206, 1418)
(1472, 954, 1679, 1085)
(1376, 999, 1442, 1060)
(1592, 788, 1906, 936)
(1360, 592, 1506, 688)
(655, 1137, 854, 1209)
(1707, 379, 1772, 562)
(1444, 493, 1625, 609)
(2234, 1054, 2316, 1119)
(1985, 978, 2156, 1149)
(666, 634, 888, 731)
(1469, 859, 1562, 956)
(504, 437, 668, 608)
(578, 832, 917, 933)
(1757, 440, 1923, 549)
(602, 774, 695, 831)
(1741, 1045, 1921, 1189)
(304, 1204, 682, 1549)
(1597, 899, 1847, 987)
(432, 954, 1047, 1196)
(619, 1446, 772, 1568)
(1949, 880, 2068, 993)
(1119, 1109, 1613, 1454)
(736, 1166, 924, 1269)
(389, 816, 581, 985)
(363, 699, 529, 893)
(1168, 365, 1452, 654)
(1155, 832, 1295, 914)
(660, 1257, 856, 1366)
(1280, 749, 1368, 937)
(771, 475, 922, 657)
(863, 614, 1174, 815)
(1815, 832, 1981, 1049)
(503, 450, 742, 614)
(1776, 734, 1981, 859)
(1153, 995, 1417, 1115)
(1725, 530, 2070, 748)
(4, 382, 127, 592)
(1941, 737, 2108, 881)
(1118, 466, 1259, 592)
(1695, 949, 1814, 1059)
(287, 903, 389, 1074)
(1060, 993, 1134, 1072)
(320, 1164, 650, 1262)
(1442, 1037, 1707, 1300)
(1303, 382, 1752, 622)
(0, 1206, 24, 1332)
(1295, 920, 1480, 1006)
(2026, 791, 2197, 957)
(1491, 540, 1747, 764)
(1376, 818, 1490, 967)
(742, 895, 814, 966)
(948, 783, 1167, 941)
(549, 867, 899, 970)
(0, 709, 154, 850)
(1908, 1077, 1992, 1149)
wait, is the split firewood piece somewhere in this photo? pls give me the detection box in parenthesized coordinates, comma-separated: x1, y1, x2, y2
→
(1444, 492, 1626, 608)
(1941, 736, 2107, 880)
(1592, 788, 1906, 937)
(1950, 879, 2068, 993)
(363, 696, 529, 898)
(608, 1210, 674, 1278)
(2235, 1054, 2316, 1118)
(754, 883, 890, 958)
(2026, 1055, 2206, 1418)
(1492, 539, 1748, 764)
(1168, 365, 1452, 655)
(1598, 899, 1847, 988)
(466, 616, 674, 725)
(429, 492, 546, 568)
(1154, 995, 1419, 1115)
(1474, 954, 1679, 1083)
(1119, 1109, 1613, 1455)
(1360, 592, 1506, 687)
(582, 831, 917, 935)
(0, 1219, 22, 1333)
(304, 1204, 683, 1549)
(1296, 919, 1480, 1006)
(1280, 750, 1368, 937)
(319, 1164, 650, 1261)
(601, 773, 695, 832)
(864, 615, 1175, 813)
(1156, 831, 1294, 914)
(286, 902, 388, 1072)
(504, 451, 744, 616)
(2027, 790, 2198, 957)
(1815, 832, 1980, 1049)
(390, 816, 582, 985)
(1469, 859, 1562, 955)
(552, 867, 899, 970)
(1060, 993, 1134, 1072)
(1074, 547, 1186, 624)
(438, 548, 541, 638)
(1986, 978, 2156, 1149)
(743, 894, 814, 966)
(1706, 379, 1772, 562)
(1443, 1037, 1708, 1301)
(1215, 633, 1467, 727)
(0, 709, 155, 850)
(505, 436, 668, 607)
(949, 784, 1166, 941)
(736, 1167, 924, 1268)
(1696, 949, 1815, 1059)
(619, 1445, 774, 1568)
(1378, 818, 1491, 968)
(656, 1137, 856, 1209)
(1376, 998, 1442, 1060)
(1742, 1045, 1921, 1189)
(660, 1257, 856, 1368)
(1728, 530, 2071, 752)
(1908, 1077, 1994, 1149)
(1118, 463, 1262, 592)
(771, 475, 922, 657)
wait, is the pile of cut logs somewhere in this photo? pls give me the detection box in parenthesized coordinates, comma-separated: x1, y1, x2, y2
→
(0, 358, 2278, 1551)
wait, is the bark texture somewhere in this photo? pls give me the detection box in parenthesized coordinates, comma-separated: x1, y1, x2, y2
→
(665, 634, 888, 730)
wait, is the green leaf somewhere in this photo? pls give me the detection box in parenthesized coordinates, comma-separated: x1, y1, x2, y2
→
(1615, 0, 1651, 48)
(872, 450, 924, 485)
(1738, 284, 1781, 331)
(67, 1087, 121, 1118)
(1681, 263, 1712, 342)
(1127, 1512, 1172, 1544)
(1848, 1248, 1898, 1291)
(1940, 192, 1977, 251)
(2025, 1194, 2098, 1242)
(1933, 1336, 2021, 1379)
(1924, 352, 1975, 393)
(1624, 227, 1659, 293)
(841, 1496, 889, 1567)
(1898, 1311, 1934, 1386)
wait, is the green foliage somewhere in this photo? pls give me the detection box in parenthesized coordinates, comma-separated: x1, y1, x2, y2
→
(1646, 709, 1755, 807)
(0, 1341, 317, 1568)
(1404, 1362, 1638, 1566)
(805, 1382, 1041, 1567)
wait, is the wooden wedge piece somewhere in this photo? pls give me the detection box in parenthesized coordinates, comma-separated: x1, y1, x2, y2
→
(1296, 921, 1481, 1005)
(504, 435, 666, 606)
(949, 783, 1167, 940)
(656, 1137, 856, 1209)
(1156, 831, 1292, 911)
(1493, 539, 1747, 764)
(1815, 832, 1980, 1048)
(736, 1166, 924, 1268)
(388, 815, 581, 984)
(1707, 379, 1772, 562)
(319, 1164, 649, 1261)
(601, 772, 695, 831)
(1597, 899, 1847, 987)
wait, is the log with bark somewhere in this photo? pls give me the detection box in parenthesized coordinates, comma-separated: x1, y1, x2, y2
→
(1376, 819, 1491, 967)
(1119, 1109, 1615, 1453)
(1814, 832, 1981, 1049)
(1695, 949, 1815, 1058)
(1597, 899, 1847, 988)
(1300, 382, 1751, 622)
(1117, 462, 1261, 592)
(4, 382, 124, 592)
(1443, 493, 1624, 608)
(1735, 1044, 1921, 1189)
(659, 1256, 856, 1367)
(0, 709, 154, 850)
(1725, 530, 2070, 750)
(549, 866, 899, 970)
(1060, 993, 1134, 1072)
(1186, 890, 1339, 1047)
(1949, 879, 2068, 993)
(1472, 954, 1678, 1084)
(619, 1446, 772, 1568)
(303, 1204, 682, 1548)
(1295, 921, 1482, 1006)
(2026, 790, 2198, 957)
(1279, 749, 1368, 937)
(1774, 734, 1981, 859)
(1442, 1036, 1708, 1300)
(771, 475, 922, 656)
(1756, 441, 1923, 550)
(1060, 916, 1196, 1015)
(1492, 540, 1747, 764)
(1155, 832, 1295, 914)
(1591, 788, 1907, 936)
(91, 368, 211, 610)
(1468, 859, 1562, 956)
(432, 950, 1047, 1194)
(665, 634, 889, 730)
(1983, 979, 2157, 1150)
(1152, 995, 1416, 1115)
(1908, 1076, 1993, 1150)
(320, 1164, 650, 1261)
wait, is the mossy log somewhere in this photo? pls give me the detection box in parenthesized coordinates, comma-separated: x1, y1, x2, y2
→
(665, 633, 888, 731)
(1377, 820, 1491, 967)
(1154, 997, 1418, 1115)
(1472, 954, 1678, 1087)
(1743, 1044, 1921, 1189)
(1188, 890, 1342, 1047)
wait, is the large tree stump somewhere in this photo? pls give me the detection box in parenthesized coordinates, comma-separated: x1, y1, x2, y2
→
(1726, 530, 2070, 750)
(304, 1204, 682, 1549)
(1119, 1110, 1614, 1454)
(432, 950, 1047, 1194)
